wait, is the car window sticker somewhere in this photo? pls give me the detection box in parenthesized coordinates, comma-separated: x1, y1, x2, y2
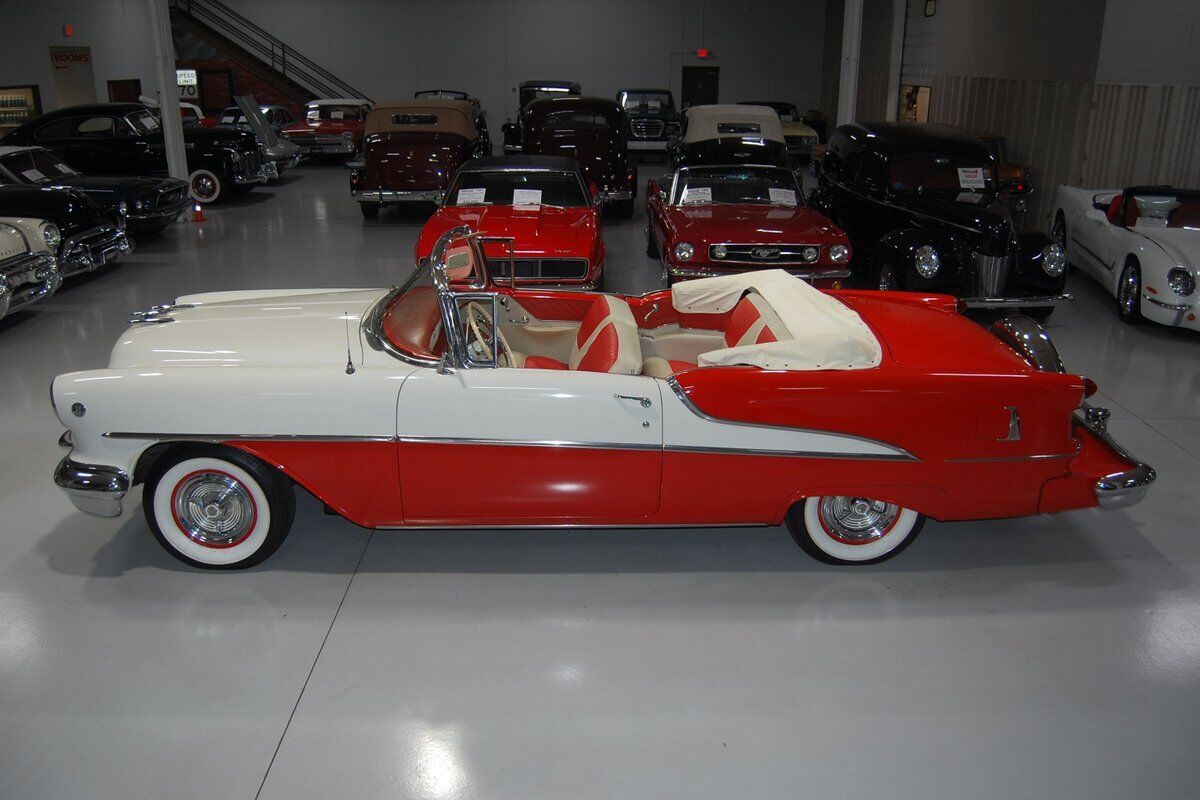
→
(512, 188, 542, 206)
(457, 187, 486, 205)
(957, 167, 986, 189)
(768, 187, 797, 206)
(22, 169, 45, 182)
(682, 186, 712, 204)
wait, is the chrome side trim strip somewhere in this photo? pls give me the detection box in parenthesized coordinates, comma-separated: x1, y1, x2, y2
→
(946, 451, 1075, 463)
(664, 443, 913, 461)
(664, 377, 919, 462)
(378, 522, 769, 530)
(103, 432, 395, 443)
(399, 435, 661, 452)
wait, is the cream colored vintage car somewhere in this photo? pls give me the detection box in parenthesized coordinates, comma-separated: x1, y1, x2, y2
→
(739, 101, 820, 160)
(0, 215, 61, 321)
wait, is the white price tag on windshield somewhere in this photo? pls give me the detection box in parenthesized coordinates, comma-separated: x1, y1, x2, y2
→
(221, 116, 235, 124)
(647, 99, 661, 110)
(55, 163, 76, 175)
(957, 167, 986, 189)
(956, 191, 986, 204)
(682, 186, 712, 204)
(331, 110, 344, 119)
(512, 188, 542, 206)
(21, 169, 45, 182)
(768, 187, 797, 206)
(456, 187, 486, 205)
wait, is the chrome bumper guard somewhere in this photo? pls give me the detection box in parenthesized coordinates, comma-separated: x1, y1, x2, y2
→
(669, 264, 851, 281)
(54, 453, 130, 518)
(599, 190, 634, 202)
(961, 293, 1073, 308)
(60, 227, 133, 277)
(354, 189, 444, 203)
(231, 169, 268, 186)
(1075, 402, 1156, 510)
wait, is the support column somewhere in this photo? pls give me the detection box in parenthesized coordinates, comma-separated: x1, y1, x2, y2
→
(884, 0, 906, 121)
(147, 0, 188, 181)
(836, 0, 864, 126)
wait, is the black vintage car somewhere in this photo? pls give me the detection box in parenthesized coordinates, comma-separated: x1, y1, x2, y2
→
(2, 103, 266, 204)
(810, 122, 1069, 317)
(0, 183, 131, 278)
(0, 144, 188, 235)
(515, 96, 636, 217)
(667, 104, 790, 170)
(501, 80, 581, 154)
(616, 88, 682, 153)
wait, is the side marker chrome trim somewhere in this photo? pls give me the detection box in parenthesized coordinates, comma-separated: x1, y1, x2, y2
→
(104, 432, 395, 443)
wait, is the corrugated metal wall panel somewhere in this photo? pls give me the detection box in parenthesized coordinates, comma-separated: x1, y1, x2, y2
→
(901, 0, 938, 86)
(1081, 85, 1200, 189)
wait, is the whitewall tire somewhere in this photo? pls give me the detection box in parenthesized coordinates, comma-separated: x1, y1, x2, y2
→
(787, 496, 924, 565)
(143, 448, 295, 569)
(188, 168, 224, 204)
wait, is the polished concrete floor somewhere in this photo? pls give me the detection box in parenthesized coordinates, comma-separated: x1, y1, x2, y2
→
(2, 164, 1199, 799)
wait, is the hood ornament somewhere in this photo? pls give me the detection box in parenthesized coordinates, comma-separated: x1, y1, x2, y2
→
(128, 303, 194, 325)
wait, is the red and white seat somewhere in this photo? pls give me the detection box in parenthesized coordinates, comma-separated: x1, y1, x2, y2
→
(513, 295, 643, 374)
(642, 292, 790, 377)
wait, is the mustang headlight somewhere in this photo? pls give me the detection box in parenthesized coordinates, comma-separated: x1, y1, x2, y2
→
(1167, 267, 1196, 296)
(117, 200, 128, 217)
(134, 198, 150, 212)
(42, 223, 62, 250)
(829, 244, 849, 263)
(1041, 243, 1066, 277)
(674, 242, 695, 261)
(914, 245, 940, 278)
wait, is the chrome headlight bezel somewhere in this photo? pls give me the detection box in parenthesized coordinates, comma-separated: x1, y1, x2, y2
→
(134, 198, 150, 212)
(42, 222, 62, 250)
(1167, 266, 1196, 297)
(674, 242, 695, 261)
(829, 244, 849, 264)
(1041, 243, 1066, 277)
(117, 200, 128, 217)
(914, 244, 940, 278)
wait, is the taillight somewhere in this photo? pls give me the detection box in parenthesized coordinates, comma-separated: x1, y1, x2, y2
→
(1082, 377, 1098, 398)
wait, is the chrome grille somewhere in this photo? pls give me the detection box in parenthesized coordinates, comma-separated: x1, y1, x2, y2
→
(630, 119, 666, 139)
(710, 243, 821, 265)
(973, 252, 1009, 297)
(488, 258, 589, 280)
(236, 149, 262, 175)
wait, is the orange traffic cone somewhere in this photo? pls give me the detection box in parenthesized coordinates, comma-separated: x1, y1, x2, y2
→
(192, 202, 206, 223)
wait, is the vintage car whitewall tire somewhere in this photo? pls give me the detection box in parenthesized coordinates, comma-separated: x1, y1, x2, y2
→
(787, 496, 925, 564)
(188, 168, 225, 204)
(144, 448, 295, 569)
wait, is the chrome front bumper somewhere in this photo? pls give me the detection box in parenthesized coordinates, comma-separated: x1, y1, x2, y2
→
(353, 189, 444, 203)
(60, 227, 133, 278)
(54, 453, 130, 518)
(286, 137, 354, 155)
(961, 293, 1073, 309)
(668, 264, 851, 281)
(1075, 403, 1156, 510)
(0, 251, 60, 320)
(599, 190, 634, 202)
(231, 169, 268, 186)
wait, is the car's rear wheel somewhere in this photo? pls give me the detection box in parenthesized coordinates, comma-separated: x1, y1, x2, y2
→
(786, 496, 925, 564)
(188, 168, 225, 204)
(1117, 259, 1144, 324)
(359, 202, 380, 219)
(143, 447, 295, 569)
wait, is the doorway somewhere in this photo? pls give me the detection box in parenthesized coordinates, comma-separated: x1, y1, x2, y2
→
(49, 46, 97, 107)
(107, 79, 142, 103)
(898, 85, 931, 123)
(681, 66, 719, 109)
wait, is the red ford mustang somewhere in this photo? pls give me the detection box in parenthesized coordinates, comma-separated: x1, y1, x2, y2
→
(417, 156, 606, 289)
(647, 164, 852, 286)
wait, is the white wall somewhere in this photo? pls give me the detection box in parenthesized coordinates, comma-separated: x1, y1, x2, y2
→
(1095, 0, 1200, 85)
(0, 0, 166, 110)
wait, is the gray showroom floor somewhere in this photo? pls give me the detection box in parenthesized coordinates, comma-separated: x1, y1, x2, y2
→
(2, 163, 1199, 799)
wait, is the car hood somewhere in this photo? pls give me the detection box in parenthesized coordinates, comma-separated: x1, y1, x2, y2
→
(1134, 227, 1200, 267)
(284, 119, 361, 134)
(669, 204, 846, 244)
(110, 288, 388, 370)
(49, 174, 183, 197)
(421, 205, 597, 258)
(896, 193, 1012, 234)
(780, 120, 818, 137)
(0, 184, 107, 231)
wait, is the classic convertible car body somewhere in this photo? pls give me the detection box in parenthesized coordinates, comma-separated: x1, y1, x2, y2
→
(1053, 185, 1200, 328)
(646, 164, 851, 285)
(281, 98, 371, 157)
(0, 215, 61, 319)
(416, 156, 605, 289)
(53, 227, 1153, 569)
(668, 105, 790, 170)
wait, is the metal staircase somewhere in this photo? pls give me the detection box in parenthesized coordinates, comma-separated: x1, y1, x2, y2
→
(169, 0, 372, 103)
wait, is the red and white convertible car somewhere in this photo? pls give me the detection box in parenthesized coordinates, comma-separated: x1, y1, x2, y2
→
(53, 227, 1154, 569)
(416, 156, 606, 289)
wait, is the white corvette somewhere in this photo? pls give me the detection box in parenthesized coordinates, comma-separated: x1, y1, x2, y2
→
(1052, 185, 1200, 328)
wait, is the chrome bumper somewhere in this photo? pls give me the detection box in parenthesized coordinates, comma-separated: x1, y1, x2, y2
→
(60, 227, 133, 278)
(628, 139, 669, 151)
(231, 169, 268, 186)
(668, 264, 851, 281)
(0, 251, 60, 320)
(599, 189, 633, 202)
(961, 293, 1073, 308)
(286, 138, 355, 155)
(54, 453, 130, 518)
(1075, 403, 1156, 510)
(353, 189, 444, 203)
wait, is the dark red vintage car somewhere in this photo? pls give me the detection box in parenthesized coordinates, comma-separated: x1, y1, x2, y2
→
(280, 98, 371, 157)
(647, 164, 852, 285)
(350, 99, 489, 218)
(517, 96, 637, 217)
(416, 156, 605, 289)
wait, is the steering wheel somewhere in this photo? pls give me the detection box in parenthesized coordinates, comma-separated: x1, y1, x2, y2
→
(465, 301, 515, 367)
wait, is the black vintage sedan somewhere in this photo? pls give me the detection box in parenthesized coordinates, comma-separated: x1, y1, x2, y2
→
(810, 122, 1069, 318)
(667, 105, 790, 170)
(0, 145, 188, 235)
(1, 103, 266, 204)
(0, 183, 131, 278)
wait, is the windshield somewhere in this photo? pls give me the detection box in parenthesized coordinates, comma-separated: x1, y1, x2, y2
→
(0, 148, 79, 184)
(520, 86, 578, 106)
(307, 104, 362, 121)
(448, 170, 587, 207)
(542, 110, 615, 133)
(671, 166, 801, 206)
(1128, 192, 1200, 229)
(888, 154, 998, 196)
(619, 91, 673, 111)
(769, 103, 799, 121)
(416, 90, 468, 100)
(126, 110, 160, 135)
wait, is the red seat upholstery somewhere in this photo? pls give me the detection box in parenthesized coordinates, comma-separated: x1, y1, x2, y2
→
(523, 355, 567, 370)
(518, 295, 642, 374)
(724, 293, 790, 348)
(1105, 195, 1123, 225)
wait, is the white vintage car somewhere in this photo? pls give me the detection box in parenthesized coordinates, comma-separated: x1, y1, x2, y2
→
(0, 215, 61, 321)
(1052, 185, 1200, 328)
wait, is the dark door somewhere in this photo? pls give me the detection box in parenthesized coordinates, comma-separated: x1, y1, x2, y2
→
(106, 79, 142, 102)
(681, 66, 719, 109)
(198, 70, 234, 115)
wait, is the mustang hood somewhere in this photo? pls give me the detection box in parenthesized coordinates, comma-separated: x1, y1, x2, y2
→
(671, 204, 845, 244)
(424, 205, 597, 258)
(1137, 227, 1200, 267)
(0, 184, 108, 231)
(110, 288, 387, 370)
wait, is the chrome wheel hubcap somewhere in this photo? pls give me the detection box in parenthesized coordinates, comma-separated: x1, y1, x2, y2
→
(819, 496, 899, 544)
(173, 471, 255, 547)
(192, 176, 216, 201)
(1119, 266, 1139, 315)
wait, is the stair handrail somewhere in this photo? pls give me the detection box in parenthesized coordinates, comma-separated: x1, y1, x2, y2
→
(170, 0, 373, 103)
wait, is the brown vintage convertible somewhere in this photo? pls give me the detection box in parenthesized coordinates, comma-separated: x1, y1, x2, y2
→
(349, 99, 489, 218)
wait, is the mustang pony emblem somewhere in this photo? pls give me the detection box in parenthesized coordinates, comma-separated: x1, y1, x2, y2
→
(752, 247, 780, 260)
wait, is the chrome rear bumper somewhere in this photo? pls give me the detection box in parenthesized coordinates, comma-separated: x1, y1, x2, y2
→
(1075, 403, 1156, 509)
(961, 293, 1073, 308)
(54, 453, 130, 518)
(354, 189, 444, 203)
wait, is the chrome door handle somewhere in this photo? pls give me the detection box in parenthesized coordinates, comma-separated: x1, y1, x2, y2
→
(614, 394, 652, 408)
(507, 315, 529, 324)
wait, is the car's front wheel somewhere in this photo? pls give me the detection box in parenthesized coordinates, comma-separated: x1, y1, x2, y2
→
(144, 447, 295, 569)
(786, 496, 925, 564)
(1117, 259, 1144, 324)
(188, 168, 225, 204)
